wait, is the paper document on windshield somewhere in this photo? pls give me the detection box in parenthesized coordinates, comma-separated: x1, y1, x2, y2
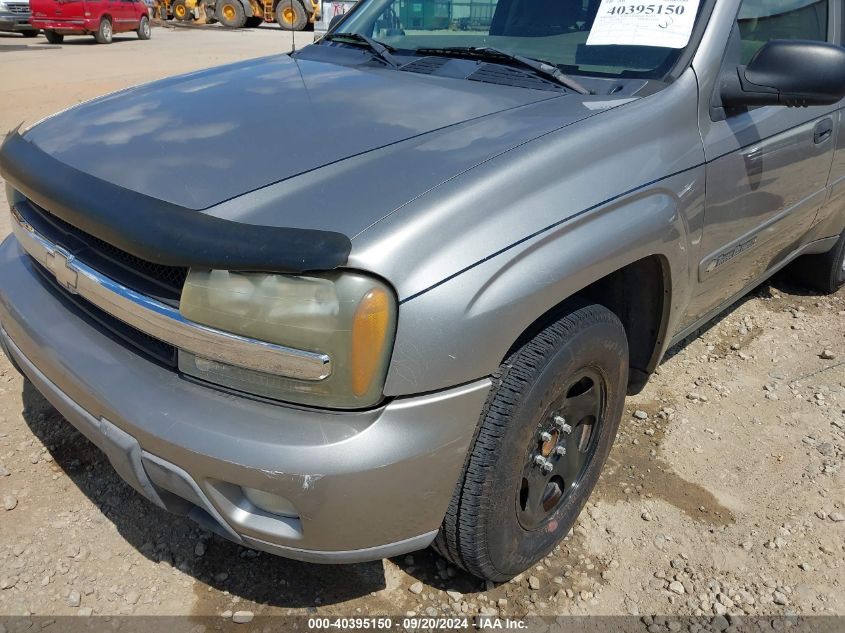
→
(586, 0, 700, 49)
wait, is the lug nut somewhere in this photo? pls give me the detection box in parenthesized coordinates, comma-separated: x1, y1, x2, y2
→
(534, 455, 547, 468)
(540, 431, 552, 442)
(555, 445, 567, 456)
(542, 461, 554, 473)
(554, 416, 572, 434)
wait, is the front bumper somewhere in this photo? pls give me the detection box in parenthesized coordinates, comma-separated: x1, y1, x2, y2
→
(0, 13, 36, 32)
(0, 236, 490, 562)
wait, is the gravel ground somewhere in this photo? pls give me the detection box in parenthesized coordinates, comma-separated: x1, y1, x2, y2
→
(0, 24, 843, 625)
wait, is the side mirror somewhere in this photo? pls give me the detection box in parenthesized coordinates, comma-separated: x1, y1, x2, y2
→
(721, 39, 845, 108)
(328, 13, 344, 30)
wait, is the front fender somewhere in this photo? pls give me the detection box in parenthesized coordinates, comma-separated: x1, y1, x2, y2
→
(382, 168, 705, 396)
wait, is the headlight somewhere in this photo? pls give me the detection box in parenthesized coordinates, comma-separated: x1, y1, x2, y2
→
(0, 3, 8, 12)
(178, 269, 396, 409)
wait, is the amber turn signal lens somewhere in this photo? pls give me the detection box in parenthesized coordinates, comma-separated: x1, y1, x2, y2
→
(351, 288, 391, 396)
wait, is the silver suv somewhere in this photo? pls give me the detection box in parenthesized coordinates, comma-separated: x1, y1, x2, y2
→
(1, 0, 845, 580)
(0, 0, 37, 36)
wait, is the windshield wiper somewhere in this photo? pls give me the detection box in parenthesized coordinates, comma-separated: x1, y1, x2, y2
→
(322, 32, 401, 68)
(415, 46, 591, 95)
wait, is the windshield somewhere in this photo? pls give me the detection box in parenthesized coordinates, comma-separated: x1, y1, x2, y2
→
(335, 0, 706, 78)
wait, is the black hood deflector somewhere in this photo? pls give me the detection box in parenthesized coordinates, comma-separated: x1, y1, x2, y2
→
(0, 130, 351, 272)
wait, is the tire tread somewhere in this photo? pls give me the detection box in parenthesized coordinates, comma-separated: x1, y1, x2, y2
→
(434, 300, 625, 580)
(792, 230, 845, 294)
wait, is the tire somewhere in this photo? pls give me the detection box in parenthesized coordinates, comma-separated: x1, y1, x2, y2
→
(216, 0, 246, 27)
(22, 30, 38, 37)
(171, 0, 191, 21)
(434, 301, 629, 581)
(274, 0, 307, 31)
(790, 228, 845, 294)
(137, 15, 152, 39)
(94, 17, 112, 43)
(44, 30, 64, 44)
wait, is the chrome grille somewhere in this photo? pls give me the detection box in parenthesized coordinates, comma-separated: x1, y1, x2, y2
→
(6, 3, 31, 14)
(19, 199, 188, 306)
(11, 204, 333, 381)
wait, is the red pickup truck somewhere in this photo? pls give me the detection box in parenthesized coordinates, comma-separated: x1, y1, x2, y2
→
(30, 0, 151, 44)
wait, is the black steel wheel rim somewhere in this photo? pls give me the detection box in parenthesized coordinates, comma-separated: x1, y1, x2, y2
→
(516, 367, 606, 531)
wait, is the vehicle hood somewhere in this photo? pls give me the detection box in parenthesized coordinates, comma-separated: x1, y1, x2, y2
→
(24, 53, 558, 208)
(22, 51, 631, 237)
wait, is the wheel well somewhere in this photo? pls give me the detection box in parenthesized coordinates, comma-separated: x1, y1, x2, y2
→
(504, 255, 670, 394)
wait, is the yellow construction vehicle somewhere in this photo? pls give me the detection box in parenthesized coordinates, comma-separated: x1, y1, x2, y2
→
(155, 0, 320, 30)
(154, 0, 209, 22)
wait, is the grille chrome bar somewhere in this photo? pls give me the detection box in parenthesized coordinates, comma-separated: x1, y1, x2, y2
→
(11, 207, 332, 382)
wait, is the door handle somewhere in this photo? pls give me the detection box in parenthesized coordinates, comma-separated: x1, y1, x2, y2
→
(814, 118, 833, 144)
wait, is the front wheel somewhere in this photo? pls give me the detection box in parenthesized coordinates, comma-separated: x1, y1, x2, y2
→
(274, 0, 307, 31)
(171, 0, 192, 20)
(216, 0, 246, 27)
(137, 15, 152, 39)
(434, 301, 629, 581)
(44, 30, 64, 43)
(94, 17, 112, 43)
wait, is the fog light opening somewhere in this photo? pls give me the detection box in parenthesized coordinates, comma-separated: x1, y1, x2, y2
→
(242, 487, 299, 518)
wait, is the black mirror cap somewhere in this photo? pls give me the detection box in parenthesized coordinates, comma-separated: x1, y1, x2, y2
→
(722, 39, 845, 108)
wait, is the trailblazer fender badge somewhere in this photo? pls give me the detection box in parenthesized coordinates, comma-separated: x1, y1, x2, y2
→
(705, 237, 758, 273)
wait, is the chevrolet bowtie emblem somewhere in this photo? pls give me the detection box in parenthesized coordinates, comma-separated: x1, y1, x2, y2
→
(45, 247, 79, 294)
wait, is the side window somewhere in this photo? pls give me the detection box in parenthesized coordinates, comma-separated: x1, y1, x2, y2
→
(737, 0, 830, 64)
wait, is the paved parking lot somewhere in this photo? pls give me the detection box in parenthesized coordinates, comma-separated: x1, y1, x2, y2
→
(0, 22, 843, 624)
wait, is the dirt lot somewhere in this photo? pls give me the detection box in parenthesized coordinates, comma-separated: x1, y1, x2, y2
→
(0, 23, 843, 626)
